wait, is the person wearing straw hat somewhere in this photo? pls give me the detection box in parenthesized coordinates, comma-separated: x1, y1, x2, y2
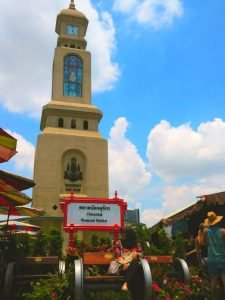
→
(199, 211, 225, 299)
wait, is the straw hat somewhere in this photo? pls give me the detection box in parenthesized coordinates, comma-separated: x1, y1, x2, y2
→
(204, 211, 223, 227)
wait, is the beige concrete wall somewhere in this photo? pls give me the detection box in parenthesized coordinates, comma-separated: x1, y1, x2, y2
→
(32, 129, 109, 218)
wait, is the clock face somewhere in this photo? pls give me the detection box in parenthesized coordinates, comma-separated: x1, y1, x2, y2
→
(67, 25, 78, 36)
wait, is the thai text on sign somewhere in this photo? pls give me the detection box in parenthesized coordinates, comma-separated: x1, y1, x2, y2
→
(67, 203, 121, 226)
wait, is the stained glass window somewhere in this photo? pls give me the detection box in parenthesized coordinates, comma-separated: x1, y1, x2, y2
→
(64, 55, 82, 97)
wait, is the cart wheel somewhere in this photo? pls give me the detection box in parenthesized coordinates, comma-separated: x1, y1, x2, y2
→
(3, 262, 16, 300)
(173, 258, 189, 284)
(140, 258, 153, 300)
(74, 258, 83, 300)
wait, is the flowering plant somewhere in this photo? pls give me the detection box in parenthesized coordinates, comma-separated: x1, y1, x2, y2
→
(152, 275, 204, 299)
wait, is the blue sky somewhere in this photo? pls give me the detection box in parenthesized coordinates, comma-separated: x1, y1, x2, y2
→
(1, 0, 225, 226)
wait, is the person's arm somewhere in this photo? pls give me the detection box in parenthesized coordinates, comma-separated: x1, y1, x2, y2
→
(198, 228, 207, 246)
(222, 228, 225, 238)
(185, 248, 197, 257)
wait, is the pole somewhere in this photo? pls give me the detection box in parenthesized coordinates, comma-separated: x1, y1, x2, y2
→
(69, 229, 74, 248)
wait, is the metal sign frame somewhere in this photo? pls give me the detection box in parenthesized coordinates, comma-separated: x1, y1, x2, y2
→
(60, 191, 127, 247)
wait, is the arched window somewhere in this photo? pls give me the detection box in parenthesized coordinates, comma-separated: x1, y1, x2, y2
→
(83, 120, 88, 130)
(64, 55, 82, 97)
(71, 119, 76, 129)
(58, 118, 64, 128)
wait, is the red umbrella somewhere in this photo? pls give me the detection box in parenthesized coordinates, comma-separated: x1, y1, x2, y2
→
(0, 170, 35, 192)
(0, 128, 17, 163)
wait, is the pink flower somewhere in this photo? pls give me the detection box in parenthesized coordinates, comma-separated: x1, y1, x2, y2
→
(163, 276, 168, 284)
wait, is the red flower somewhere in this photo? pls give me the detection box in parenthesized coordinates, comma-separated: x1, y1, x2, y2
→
(51, 291, 57, 299)
(184, 287, 192, 295)
(152, 282, 161, 291)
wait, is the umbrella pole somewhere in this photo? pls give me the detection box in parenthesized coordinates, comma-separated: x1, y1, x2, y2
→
(6, 206, 11, 226)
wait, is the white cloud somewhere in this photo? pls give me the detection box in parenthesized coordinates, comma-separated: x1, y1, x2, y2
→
(147, 118, 225, 181)
(141, 118, 225, 226)
(0, 0, 119, 117)
(1, 130, 35, 178)
(161, 178, 225, 216)
(141, 208, 164, 227)
(85, 9, 120, 92)
(140, 174, 225, 227)
(8, 131, 35, 174)
(113, 0, 183, 28)
(107, 117, 225, 226)
(113, 0, 138, 13)
(108, 117, 152, 205)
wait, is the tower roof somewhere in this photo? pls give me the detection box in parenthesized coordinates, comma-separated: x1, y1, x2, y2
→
(69, 0, 75, 10)
(59, 0, 87, 20)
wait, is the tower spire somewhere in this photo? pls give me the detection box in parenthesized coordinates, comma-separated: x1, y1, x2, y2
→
(69, 0, 75, 10)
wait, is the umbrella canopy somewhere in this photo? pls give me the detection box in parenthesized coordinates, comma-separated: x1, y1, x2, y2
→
(0, 191, 31, 207)
(0, 170, 35, 192)
(0, 191, 32, 225)
(0, 205, 45, 217)
(0, 220, 40, 233)
(0, 128, 17, 163)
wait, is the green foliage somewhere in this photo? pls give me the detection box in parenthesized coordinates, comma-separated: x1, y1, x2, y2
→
(148, 228, 174, 255)
(31, 230, 48, 256)
(0, 226, 63, 261)
(85, 290, 131, 300)
(173, 232, 188, 259)
(47, 227, 63, 257)
(31, 226, 63, 257)
(0, 232, 34, 260)
(134, 224, 152, 254)
(157, 228, 173, 254)
(99, 236, 111, 248)
(90, 233, 99, 247)
(23, 268, 74, 300)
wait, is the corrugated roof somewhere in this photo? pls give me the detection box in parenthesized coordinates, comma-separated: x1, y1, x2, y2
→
(149, 190, 225, 231)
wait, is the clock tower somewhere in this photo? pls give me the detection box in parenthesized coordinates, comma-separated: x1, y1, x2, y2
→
(32, 1, 109, 225)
